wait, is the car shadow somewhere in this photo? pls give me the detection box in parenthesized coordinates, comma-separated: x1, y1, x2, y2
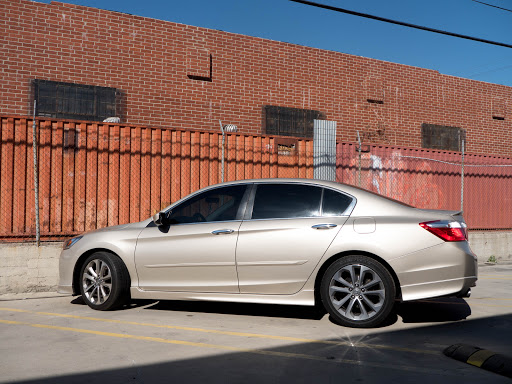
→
(70, 295, 471, 324)
(397, 297, 471, 323)
(144, 297, 470, 325)
(143, 299, 327, 320)
(71, 296, 158, 310)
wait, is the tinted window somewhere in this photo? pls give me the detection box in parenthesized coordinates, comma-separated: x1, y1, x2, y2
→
(168, 185, 246, 224)
(251, 184, 322, 219)
(322, 189, 353, 216)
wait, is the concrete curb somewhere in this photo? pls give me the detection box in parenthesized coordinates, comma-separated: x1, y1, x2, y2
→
(0, 292, 71, 301)
(444, 344, 512, 378)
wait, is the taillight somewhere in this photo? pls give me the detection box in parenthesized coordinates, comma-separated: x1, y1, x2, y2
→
(419, 220, 467, 242)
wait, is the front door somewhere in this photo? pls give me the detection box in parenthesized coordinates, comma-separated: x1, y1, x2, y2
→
(135, 184, 248, 293)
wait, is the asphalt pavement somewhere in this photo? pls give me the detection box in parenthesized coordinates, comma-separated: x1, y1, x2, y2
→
(1, 262, 511, 383)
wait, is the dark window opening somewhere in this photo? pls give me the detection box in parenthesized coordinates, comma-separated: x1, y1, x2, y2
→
(322, 189, 354, 216)
(493, 116, 505, 121)
(251, 184, 322, 219)
(263, 105, 325, 138)
(168, 185, 247, 224)
(421, 123, 465, 151)
(367, 99, 384, 104)
(32, 79, 121, 122)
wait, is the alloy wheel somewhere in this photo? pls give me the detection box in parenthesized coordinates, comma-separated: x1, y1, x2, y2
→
(82, 259, 113, 305)
(328, 264, 386, 321)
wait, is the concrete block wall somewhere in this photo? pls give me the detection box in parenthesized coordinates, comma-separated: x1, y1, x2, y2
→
(0, 242, 63, 294)
(0, 234, 510, 295)
(0, 0, 511, 157)
(469, 232, 512, 263)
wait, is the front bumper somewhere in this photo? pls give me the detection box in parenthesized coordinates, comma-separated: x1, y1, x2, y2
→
(58, 248, 77, 295)
(57, 285, 74, 295)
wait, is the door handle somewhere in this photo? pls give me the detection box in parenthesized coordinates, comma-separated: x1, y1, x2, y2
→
(212, 229, 235, 235)
(312, 224, 337, 230)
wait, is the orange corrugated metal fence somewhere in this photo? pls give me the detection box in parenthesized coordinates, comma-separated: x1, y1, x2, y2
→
(336, 143, 512, 230)
(0, 116, 314, 240)
(1, 116, 511, 241)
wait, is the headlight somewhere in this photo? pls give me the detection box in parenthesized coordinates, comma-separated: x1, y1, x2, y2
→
(63, 236, 83, 250)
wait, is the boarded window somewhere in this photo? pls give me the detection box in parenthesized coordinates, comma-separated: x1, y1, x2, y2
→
(33, 80, 120, 122)
(263, 105, 325, 138)
(187, 48, 212, 81)
(421, 123, 465, 151)
(365, 76, 384, 103)
(492, 98, 506, 120)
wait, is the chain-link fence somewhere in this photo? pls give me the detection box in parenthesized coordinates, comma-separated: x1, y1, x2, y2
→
(0, 116, 315, 242)
(336, 143, 512, 230)
(1, 116, 511, 242)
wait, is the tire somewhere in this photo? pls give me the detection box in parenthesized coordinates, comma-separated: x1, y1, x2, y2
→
(79, 251, 130, 310)
(320, 255, 396, 328)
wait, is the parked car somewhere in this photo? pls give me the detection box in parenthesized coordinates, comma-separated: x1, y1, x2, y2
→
(58, 179, 477, 327)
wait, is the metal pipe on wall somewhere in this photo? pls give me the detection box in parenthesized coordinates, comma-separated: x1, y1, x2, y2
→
(32, 101, 40, 246)
(461, 139, 465, 212)
(219, 120, 225, 183)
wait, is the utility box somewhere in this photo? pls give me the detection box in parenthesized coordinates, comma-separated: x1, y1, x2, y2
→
(313, 120, 337, 181)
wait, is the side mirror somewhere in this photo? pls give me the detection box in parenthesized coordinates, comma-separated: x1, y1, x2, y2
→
(152, 211, 167, 226)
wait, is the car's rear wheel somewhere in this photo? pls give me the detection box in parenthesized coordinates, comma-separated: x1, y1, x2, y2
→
(79, 252, 130, 310)
(320, 255, 396, 328)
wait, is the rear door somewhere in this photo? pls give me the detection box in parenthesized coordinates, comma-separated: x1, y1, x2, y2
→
(236, 183, 354, 294)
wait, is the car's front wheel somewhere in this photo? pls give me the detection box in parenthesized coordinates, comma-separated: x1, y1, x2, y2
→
(320, 255, 396, 328)
(79, 252, 130, 310)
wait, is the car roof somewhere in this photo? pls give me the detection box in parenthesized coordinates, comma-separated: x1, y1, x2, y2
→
(217, 178, 375, 197)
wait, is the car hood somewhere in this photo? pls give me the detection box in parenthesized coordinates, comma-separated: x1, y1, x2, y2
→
(83, 220, 149, 236)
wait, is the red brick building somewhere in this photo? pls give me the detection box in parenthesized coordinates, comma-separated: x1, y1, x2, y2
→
(1, 0, 511, 156)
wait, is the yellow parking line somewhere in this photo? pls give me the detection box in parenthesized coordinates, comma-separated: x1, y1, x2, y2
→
(470, 297, 512, 301)
(478, 275, 512, 277)
(466, 349, 497, 368)
(0, 307, 436, 355)
(0, 318, 450, 375)
(416, 300, 512, 308)
(470, 304, 512, 308)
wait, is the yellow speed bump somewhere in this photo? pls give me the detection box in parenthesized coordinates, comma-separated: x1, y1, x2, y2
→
(444, 344, 512, 378)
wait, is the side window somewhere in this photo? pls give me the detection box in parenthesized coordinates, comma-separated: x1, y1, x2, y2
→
(322, 189, 354, 216)
(168, 185, 246, 224)
(251, 184, 322, 219)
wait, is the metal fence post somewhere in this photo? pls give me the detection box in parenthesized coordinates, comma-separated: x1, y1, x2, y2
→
(461, 139, 465, 212)
(357, 131, 362, 187)
(32, 100, 40, 246)
(219, 120, 225, 183)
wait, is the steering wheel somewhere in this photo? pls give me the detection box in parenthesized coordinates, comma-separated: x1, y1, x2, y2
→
(192, 212, 206, 222)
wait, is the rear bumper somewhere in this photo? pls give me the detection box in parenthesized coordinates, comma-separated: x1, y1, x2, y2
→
(400, 276, 477, 301)
(391, 241, 478, 302)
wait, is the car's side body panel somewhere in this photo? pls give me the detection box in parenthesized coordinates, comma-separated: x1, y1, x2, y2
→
(389, 241, 477, 301)
(129, 286, 316, 306)
(58, 178, 478, 311)
(134, 221, 242, 292)
(236, 216, 348, 294)
(58, 222, 148, 294)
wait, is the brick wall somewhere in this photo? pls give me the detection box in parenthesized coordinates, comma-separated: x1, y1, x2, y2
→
(1, 0, 511, 156)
